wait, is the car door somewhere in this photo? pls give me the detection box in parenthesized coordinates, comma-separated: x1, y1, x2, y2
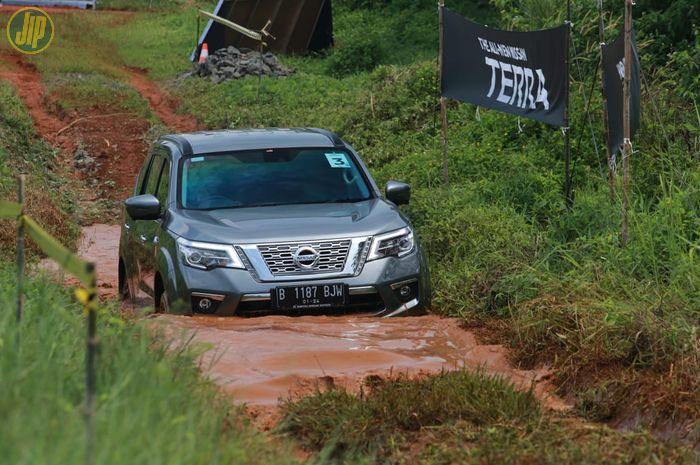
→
(143, 154, 172, 298)
(123, 152, 155, 299)
(135, 150, 166, 297)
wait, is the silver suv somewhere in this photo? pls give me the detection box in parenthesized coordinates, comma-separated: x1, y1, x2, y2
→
(118, 128, 430, 316)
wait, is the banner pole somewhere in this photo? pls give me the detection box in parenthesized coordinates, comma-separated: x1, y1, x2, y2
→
(563, 0, 572, 209)
(598, 0, 615, 202)
(438, 0, 449, 186)
(621, 0, 633, 246)
(15, 175, 25, 345)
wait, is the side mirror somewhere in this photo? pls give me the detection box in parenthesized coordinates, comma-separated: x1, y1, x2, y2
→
(125, 194, 161, 220)
(385, 181, 411, 206)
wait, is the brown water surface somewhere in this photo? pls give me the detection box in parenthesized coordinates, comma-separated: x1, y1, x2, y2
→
(159, 314, 568, 409)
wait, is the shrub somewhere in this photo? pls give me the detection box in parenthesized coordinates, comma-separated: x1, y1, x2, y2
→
(326, 33, 384, 77)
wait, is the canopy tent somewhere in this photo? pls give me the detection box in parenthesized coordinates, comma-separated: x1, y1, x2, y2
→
(192, 0, 333, 60)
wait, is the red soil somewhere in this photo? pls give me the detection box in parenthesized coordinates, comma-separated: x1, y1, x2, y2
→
(125, 66, 201, 133)
(0, 52, 201, 200)
(0, 52, 150, 199)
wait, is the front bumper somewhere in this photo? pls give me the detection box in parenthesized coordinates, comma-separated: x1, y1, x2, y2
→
(168, 249, 430, 317)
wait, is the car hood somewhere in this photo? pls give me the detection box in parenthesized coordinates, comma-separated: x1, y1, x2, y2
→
(167, 199, 409, 244)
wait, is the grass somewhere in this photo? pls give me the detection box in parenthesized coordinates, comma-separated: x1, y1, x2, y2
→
(278, 371, 700, 464)
(45, 73, 154, 118)
(100, 1, 217, 80)
(0, 266, 298, 465)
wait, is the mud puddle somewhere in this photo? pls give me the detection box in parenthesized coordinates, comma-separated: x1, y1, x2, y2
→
(160, 314, 569, 412)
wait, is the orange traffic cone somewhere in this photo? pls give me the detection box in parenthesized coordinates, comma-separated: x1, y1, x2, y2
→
(198, 43, 209, 64)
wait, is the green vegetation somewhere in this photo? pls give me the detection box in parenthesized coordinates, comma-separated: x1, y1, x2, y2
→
(279, 372, 699, 464)
(0, 82, 78, 258)
(0, 266, 297, 465)
(45, 73, 153, 118)
(102, 0, 699, 439)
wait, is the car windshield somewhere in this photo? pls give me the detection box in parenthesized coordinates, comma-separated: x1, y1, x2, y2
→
(180, 148, 373, 210)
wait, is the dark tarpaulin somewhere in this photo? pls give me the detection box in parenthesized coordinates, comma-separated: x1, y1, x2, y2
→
(441, 8, 568, 127)
(602, 28, 641, 156)
(192, 0, 333, 59)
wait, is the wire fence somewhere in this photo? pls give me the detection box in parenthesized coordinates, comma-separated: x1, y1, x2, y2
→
(1, 176, 98, 465)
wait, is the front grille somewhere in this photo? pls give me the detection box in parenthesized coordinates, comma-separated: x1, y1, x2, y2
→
(258, 240, 351, 276)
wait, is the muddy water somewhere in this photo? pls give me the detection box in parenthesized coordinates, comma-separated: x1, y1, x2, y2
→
(159, 314, 568, 409)
(41, 224, 567, 411)
(39, 224, 121, 297)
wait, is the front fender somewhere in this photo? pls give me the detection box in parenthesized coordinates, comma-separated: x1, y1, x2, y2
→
(157, 245, 190, 315)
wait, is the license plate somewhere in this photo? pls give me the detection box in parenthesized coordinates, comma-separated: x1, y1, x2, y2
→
(274, 283, 347, 310)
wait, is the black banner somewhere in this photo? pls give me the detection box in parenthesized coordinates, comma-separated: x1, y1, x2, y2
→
(441, 8, 569, 127)
(602, 29, 641, 156)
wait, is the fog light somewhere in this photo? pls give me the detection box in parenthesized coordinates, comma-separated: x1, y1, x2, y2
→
(191, 294, 223, 314)
(392, 280, 418, 303)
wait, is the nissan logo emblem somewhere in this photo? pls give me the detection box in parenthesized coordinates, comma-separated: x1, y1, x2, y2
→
(293, 246, 320, 269)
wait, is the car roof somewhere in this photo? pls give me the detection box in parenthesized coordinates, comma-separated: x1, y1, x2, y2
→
(159, 128, 345, 156)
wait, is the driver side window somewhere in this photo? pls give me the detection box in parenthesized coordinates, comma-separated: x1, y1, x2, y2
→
(142, 154, 163, 196)
(156, 160, 171, 215)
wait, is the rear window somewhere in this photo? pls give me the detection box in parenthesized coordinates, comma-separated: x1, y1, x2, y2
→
(180, 148, 372, 210)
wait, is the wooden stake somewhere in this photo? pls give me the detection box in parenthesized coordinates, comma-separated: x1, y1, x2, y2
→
(598, 0, 615, 202)
(85, 263, 97, 465)
(16, 175, 25, 328)
(438, 0, 449, 186)
(621, 0, 633, 246)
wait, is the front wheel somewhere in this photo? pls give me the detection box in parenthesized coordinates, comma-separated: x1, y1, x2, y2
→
(118, 259, 130, 301)
(157, 290, 170, 313)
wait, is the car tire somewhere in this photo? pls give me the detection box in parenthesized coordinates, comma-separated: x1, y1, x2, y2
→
(157, 290, 170, 313)
(118, 260, 130, 302)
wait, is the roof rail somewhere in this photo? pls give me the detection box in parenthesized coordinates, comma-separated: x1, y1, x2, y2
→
(307, 128, 344, 147)
(160, 135, 194, 156)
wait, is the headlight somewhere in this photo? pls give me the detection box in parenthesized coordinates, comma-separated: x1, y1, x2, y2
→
(177, 238, 244, 270)
(368, 227, 415, 261)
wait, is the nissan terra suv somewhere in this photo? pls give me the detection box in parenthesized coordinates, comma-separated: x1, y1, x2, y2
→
(118, 128, 430, 316)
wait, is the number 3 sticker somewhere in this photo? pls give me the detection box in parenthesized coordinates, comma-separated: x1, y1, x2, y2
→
(325, 152, 351, 168)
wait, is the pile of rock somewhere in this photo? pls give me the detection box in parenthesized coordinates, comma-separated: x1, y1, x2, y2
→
(182, 46, 294, 84)
(73, 144, 96, 175)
